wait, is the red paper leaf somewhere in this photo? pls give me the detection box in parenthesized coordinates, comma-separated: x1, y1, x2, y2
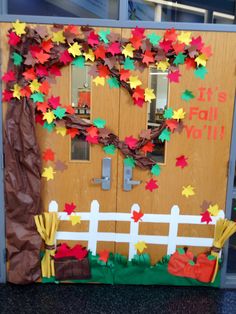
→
(41, 39, 54, 52)
(142, 50, 154, 65)
(2, 70, 16, 83)
(88, 31, 99, 46)
(48, 95, 61, 109)
(94, 45, 106, 59)
(190, 36, 204, 50)
(133, 97, 145, 108)
(120, 69, 130, 81)
(64, 202, 76, 215)
(176, 155, 188, 169)
(60, 50, 73, 65)
(132, 86, 144, 100)
(201, 210, 212, 224)
(42, 148, 55, 162)
(99, 249, 110, 263)
(164, 28, 177, 42)
(39, 80, 50, 95)
(86, 135, 98, 144)
(8, 31, 21, 46)
(131, 210, 144, 222)
(20, 86, 31, 98)
(166, 119, 178, 132)
(65, 25, 79, 35)
(87, 126, 98, 137)
(49, 65, 61, 77)
(130, 35, 142, 50)
(159, 40, 172, 53)
(2, 89, 13, 102)
(29, 45, 41, 58)
(36, 101, 49, 113)
(185, 57, 196, 70)
(64, 105, 75, 114)
(23, 68, 36, 80)
(131, 26, 145, 38)
(124, 136, 138, 149)
(35, 113, 44, 125)
(145, 178, 158, 192)
(36, 65, 49, 77)
(167, 70, 181, 83)
(107, 42, 121, 56)
(98, 65, 110, 78)
(35, 50, 50, 64)
(67, 128, 80, 138)
(201, 45, 213, 58)
(141, 141, 154, 153)
(172, 42, 185, 54)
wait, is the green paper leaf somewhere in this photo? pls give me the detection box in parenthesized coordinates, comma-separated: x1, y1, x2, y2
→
(43, 121, 55, 133)
(93, 118, 106, 128)
(163, 108, 173, 119)
(107, 77, 120, 88)
(181, 89, 195, 101)
(233, 207, 236, 211)
(124, 156, 135, 168)
(72, 56, 85, 68)
(103, 144, 116, 155)
(30, 92, 45, 103)
(147, 33, 162, 46)
(53, 106, 66, 119)
(98, 29, 111, 44)
(173, 53, 186, 65)
(123, 57, 135, 70)
(207, 254, 216, 261)
(188, 260, 195, 266)
(158, 128, 171, 142)
(194, 66, 208, 80)
(151, 164, 161, 176)
(12, 52, 23, 66)
(177, 248, 185, 255)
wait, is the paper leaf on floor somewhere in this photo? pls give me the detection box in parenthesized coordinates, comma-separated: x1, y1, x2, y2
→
(135, 241, 147, 253)
(201, 210, 212, 224)
(194, 67, 208, 80)
(70, 214, 81, 226)
(124, 156, 135, 168)
(64, 202, 76, 215)
(208, 204, 220, 216)
(99, 250, 110, 263)
(12, 20, 26, 36)
(151, 164, 161, 176)
(182, 185, 195, 198)
(131, 210, 144, 222)
(103, 144, 116, 155)
(147, 32, 161, 45)
(42, 166, 55, 181)
(42, 148, 55, 162)
(181, 90, 195, 101)
(125, 136, 138, 149)
(55, 160, 68, 172)
(176, 155, 188, 169)
(145, 178, 158, 192)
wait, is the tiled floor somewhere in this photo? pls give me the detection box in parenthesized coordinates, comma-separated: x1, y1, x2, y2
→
(0, 284, 236, 314)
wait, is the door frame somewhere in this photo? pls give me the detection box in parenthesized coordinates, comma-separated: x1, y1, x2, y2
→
(0, 11, 235, 284)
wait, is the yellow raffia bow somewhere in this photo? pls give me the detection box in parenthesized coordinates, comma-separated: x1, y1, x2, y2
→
(211, 218, 236, 282)
(34, 212, 60, 278)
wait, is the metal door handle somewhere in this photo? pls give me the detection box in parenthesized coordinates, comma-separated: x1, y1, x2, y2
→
(123, 165, 142, 191)
(92, 158, 111, 190)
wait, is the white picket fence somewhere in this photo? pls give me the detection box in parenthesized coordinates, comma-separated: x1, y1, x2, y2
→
(49, 200, 225, 260)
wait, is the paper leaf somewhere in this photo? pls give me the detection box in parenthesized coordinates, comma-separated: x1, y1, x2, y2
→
(177, 31, 192, 45)
(107, 77, 120, 88)
(122, 43, 135, 58)
(48, 96, 61, 109)
(195, 54, 207, 67)
(123, 57, 135, 70)
(8, 31, 21, 46)
(135, 241, 147, 253)
(99, 250, 110, 263)
(35, 50, 50, 64)
(201, 210, 212, 224)
(72, 55, 85, 68)
(67, 128, 80, 138)
(12, 20, 26, 36)
(83, 49, 95, 62)
(128, 76, 142, 89)
(93, 118, 106, 128)
(158, 129, 171, 142)
(173, 53, 186, 65)
(119, 69, 130, 81)
(164, 28, 177, 42)
(107, 42, 121, 56)
(87, 126, 98, 138)
(194, 67, 208, 80)
(12, 84, 21, 99)
(151, 164, 161, 176)
(144, 88, 155, 102)
(124, 156, 135, 168)
(98, 29, 111, 43)
(55, 160, 68, 172)
(68, 42, 82, 57)
(64, 202, 76, 215)
(145, 178, 158, 192)
(86, 135, 98, 144)
(60, 50, 73, 65)
(2, 70, 16, 83)
(31, 92, 44, 103)
(181, 90, 195, 101)
(167, 70, 181, 83)
(42, 148, 55, 162)
(29, 79, 41, 93)
(88, 31, 99, 46)
(141, 141, 154, 153)
(42, 166, 55, 181)
(156, 60, 170, 72)
(142, 50, 154, 65)
(182, 185, 195, 198)
(103, 144, 116, 155)
(43, 122, 55, 132)
(166, 119, 178, 132)
(94, 45, 106, 59)
(53, 106, 66, 119)
(172, 108, 186, 120)
(125, 136, 138, 149)
(70, 214, 81, 226)
(43, 111, 56, 124)
(208, 204, 220, 216)
(56, 126, 67, 136)
(52, 30, 66, 44)
(176, 155, 188, 169)
(147, 32, 161, 45)
(163, 108, 173, 119)
(131, 210, 144, 222)
(93, 76, 105, 86)
(12, 52, 23, 66)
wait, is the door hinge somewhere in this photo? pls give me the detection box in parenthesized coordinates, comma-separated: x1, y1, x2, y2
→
(1, 152, 4, 169)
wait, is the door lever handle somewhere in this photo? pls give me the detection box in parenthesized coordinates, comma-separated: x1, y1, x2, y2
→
(92, 157, 111, 190)
(123, 165, 142, 191)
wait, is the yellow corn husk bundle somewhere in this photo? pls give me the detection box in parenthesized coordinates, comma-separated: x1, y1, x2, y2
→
(211, 218, 236, 282)
(34, 212, 60, 278)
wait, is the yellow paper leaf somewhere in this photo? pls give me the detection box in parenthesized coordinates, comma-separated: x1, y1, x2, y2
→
(122, 43, 135, 58)
(172, 108, 186, 120)
(83, 49, 95, 62)
(43, 111, 56, 124)
(55, 126, 67, 136)
(52, 30, 66, 44)
(195, 54, 207, 67)
(177, 31, 192, 45)
(29, 79, 41, 93)
(93, 76, 105, 86)
(128, 76, 142, 89)
(208, 204, 220, 216)
(12, 84, 21, 99)
(156, 60, 170, 72)
(12, 20, 26, 36)
(182, 185, 195, 198)
(42, 166, 56, 181)
(68, 42, 82, 57)
(135, 241, 147, 253)
(144, 88, 156, 102)
(70, 214, 81, 226)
